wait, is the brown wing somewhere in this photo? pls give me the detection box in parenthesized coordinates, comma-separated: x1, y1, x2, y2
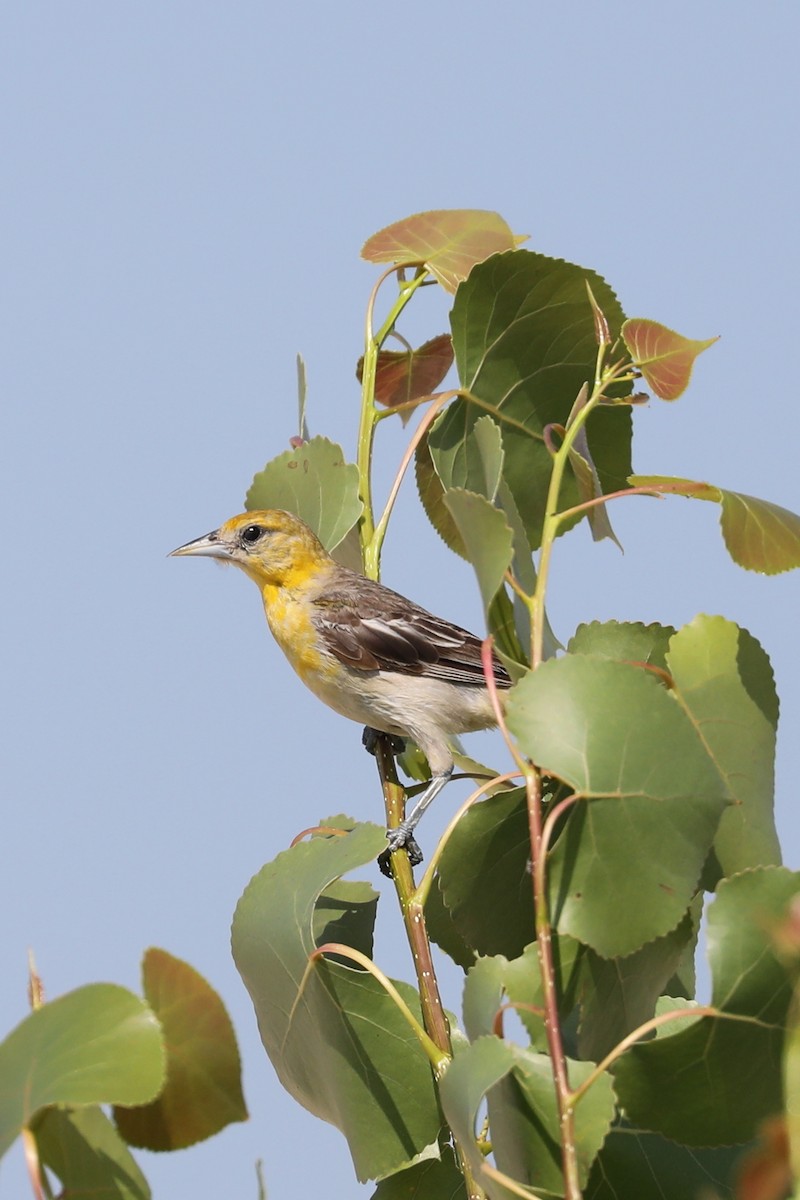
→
(311, 573, 512, 689)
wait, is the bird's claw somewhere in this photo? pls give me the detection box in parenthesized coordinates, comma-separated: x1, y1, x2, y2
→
(378, 827, 423, 877)
(362, 726, 405, 757)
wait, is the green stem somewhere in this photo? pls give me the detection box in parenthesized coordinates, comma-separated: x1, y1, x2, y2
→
(372, 736, 485, 1200)
(356, 268, 429, 580)
(530, 399, 597, 668)
(372, 738, 452, 1062)
(530, 358, 632, 668)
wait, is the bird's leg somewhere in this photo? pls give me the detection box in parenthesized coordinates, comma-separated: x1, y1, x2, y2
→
(378, 765, 454, 876)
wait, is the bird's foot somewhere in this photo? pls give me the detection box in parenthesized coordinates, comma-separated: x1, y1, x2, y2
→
(362, 726, 405, 757)
(378, 823, 423, 877)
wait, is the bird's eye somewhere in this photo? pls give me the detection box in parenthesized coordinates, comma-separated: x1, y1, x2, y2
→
(240, 524, 264, 547)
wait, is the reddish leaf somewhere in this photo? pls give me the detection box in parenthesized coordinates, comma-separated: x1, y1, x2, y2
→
(356, 333, 454, 421)
(361, 209, 526, 293)
(631, 475, 800, 574)
(622, 318, 718, 400)
(114, 948, 247, 1150)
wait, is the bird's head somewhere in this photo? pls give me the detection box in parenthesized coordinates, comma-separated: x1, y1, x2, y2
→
(170, 509, 329, 589)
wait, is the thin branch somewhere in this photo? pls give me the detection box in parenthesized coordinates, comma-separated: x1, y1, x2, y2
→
(526, 767, 582, 1200)
(371, 738, 486, 1198)
(372, 736, 453, 1059)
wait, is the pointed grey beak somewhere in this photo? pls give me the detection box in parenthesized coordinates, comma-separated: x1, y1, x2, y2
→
(169, 531, 233, 559)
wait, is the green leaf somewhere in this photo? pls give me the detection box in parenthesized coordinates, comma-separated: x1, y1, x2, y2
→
(502, 1049, 615, 1193)
(506, 657, 730, 956)
(567, 619, 675, 669)
(33, 1105, 150, 1200)
(436, 789, 535, 959)
(415, 431, 467, 559)
(630, 474, 800, 574)
(577, 909, 699, 1062)
(423, 415, 558, 662)
(585, 1125, 742, 1200)
(438, 1037, 615, 1196)
(666, 616, 780, 875)
(245, 435, 363, 560)
(497, 478, 561, 663)
(471, 414, 506, 499)
(114, 948, 247, 1150)
(361, 209, 525, 293)
(369, 1146, 467, 1199)
(613, 866, 800, 1146)
(428, 410, 505, 500)
(0, 984, 164, 1160)
(567, 422, 621, 548)
(442, 489, 514, 613)
(429, 249, 632, 549)
(621, 318, 717, 400)
(423, 876, 476, 972)
(662, 893, 703, 1000)
(439, 1039, 518, 1200)
(462, 940, 584, 1051)
(296, 352, 309, 441)
(231, 821, 442, 1183)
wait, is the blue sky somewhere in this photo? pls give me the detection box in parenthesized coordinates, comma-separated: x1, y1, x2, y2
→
(3, 4, 799, 1197)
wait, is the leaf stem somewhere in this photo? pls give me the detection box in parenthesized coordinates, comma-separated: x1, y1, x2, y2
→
(371, 390, 456, 568)
(22, 1128, 47, 1200)
(413, 770, 522, 908)
(570, 1004, 776, 1109)
(555, 484, 665, 523)
(569, 1004, 718, 1106)
(309, 941, 447, 1072)
(540, 793, 583, 860)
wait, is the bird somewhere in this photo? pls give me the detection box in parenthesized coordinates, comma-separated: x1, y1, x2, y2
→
(171, 509, 512, 870)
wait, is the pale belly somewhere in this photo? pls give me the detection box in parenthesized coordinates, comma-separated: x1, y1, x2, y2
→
(262, 586, 498, 770)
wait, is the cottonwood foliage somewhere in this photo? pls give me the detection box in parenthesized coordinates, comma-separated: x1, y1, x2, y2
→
(5, 211, 800, 1199)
